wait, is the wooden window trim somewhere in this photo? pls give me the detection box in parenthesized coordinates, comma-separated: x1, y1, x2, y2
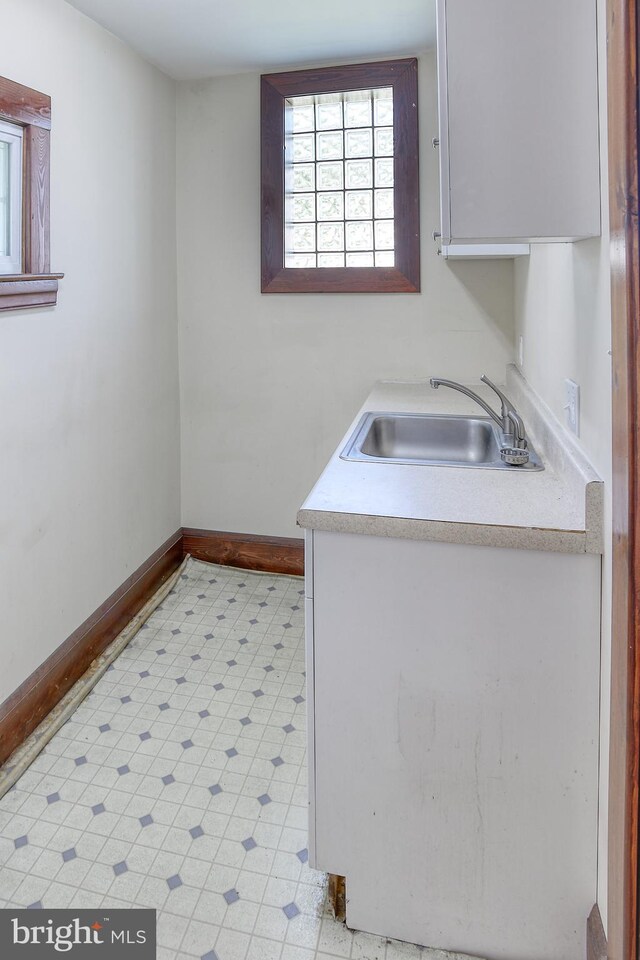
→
(261, 58, 420, 294)
(0, 76, 63, 311)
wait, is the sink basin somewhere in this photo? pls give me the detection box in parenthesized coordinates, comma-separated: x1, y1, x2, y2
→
(340, 412, 544, 470)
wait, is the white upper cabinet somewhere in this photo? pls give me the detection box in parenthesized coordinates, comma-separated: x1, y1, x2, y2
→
(436, 0, 601, 252)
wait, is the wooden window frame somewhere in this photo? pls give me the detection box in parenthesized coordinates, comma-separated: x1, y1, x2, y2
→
(0, 76, 63, 311)
(261, 58, 420, 294)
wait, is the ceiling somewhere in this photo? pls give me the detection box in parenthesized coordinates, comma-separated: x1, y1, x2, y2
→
(65, 0, 436, 81)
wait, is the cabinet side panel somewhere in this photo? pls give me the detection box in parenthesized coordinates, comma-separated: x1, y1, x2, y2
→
(312, 530, 600, 960)
(446, 0, 600, 241)
(305, 595, 317, 867)
(304, 529, 314, 599)
(304, 531, 317, 866)
(435, 0, 452, 243)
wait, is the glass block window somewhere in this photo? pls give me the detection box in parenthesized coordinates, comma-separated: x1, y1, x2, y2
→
(284, 88, 395, 268)
(261, 59, 419, 294)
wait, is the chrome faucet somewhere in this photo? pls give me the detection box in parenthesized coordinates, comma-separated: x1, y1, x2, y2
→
(430, 375, 530, 466)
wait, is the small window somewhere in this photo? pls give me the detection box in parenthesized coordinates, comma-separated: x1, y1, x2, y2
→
(261, 59, 419, 293)
(284, 87, 395, 269)
(0, 74, 62, 311)
(0, 119, 23, 275)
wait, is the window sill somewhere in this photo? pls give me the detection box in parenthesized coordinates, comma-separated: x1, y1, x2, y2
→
(0, 273, 64, 311)
(262, 266, 419, 294)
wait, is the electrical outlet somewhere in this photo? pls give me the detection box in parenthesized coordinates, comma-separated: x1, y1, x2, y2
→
(518, 336, 524, 368)
(564, 379, 580, 436)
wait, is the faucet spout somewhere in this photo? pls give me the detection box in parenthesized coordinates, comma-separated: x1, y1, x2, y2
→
(429, 378, 505, 432)
(430, 376, 530, 464)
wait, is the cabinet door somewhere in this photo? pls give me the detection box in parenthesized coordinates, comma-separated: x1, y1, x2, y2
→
(311, 530, 600, 960)
(438, 0, 600, 244)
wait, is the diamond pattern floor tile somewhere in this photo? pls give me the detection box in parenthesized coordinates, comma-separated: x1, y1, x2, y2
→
(0, 558, 472, 960)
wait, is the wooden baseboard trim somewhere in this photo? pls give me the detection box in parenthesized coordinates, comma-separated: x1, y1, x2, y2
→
(587, 904, 607, 960)
(0, 525, 303, 766)
(182, 528, 304, 576)
(0, 529, 183, 767)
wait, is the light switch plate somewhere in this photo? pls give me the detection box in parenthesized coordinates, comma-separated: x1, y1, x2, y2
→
(564, 379, 580, 436)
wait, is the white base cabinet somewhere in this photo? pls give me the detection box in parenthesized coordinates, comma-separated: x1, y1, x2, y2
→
(305, 530, 600, 960)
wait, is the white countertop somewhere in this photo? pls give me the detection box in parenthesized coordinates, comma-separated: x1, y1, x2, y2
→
(297, 367, 603, 553)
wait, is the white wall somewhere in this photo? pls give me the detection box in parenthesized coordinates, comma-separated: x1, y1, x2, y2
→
(0, 0, 180, 703)
(513, 0, 612, 930)
(176, 51, 515, 539)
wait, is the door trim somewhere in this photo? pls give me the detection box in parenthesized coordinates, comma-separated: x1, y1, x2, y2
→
(607, 0, 640, 957)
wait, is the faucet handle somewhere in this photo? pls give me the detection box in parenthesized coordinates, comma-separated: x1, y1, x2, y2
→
(480, 375, 527, 446)
(480, 375, 516, 415)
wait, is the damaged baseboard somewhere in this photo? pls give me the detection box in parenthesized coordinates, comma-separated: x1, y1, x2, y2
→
(0, 526, 303, 767)
(183, 527, 304, 576)
(0, 529, 183, 767)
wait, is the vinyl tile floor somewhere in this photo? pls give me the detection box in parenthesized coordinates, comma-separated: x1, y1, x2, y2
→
(0, 559, 460, 960)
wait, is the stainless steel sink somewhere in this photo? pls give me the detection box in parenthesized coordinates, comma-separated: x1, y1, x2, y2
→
(340, 412, 544, 470)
